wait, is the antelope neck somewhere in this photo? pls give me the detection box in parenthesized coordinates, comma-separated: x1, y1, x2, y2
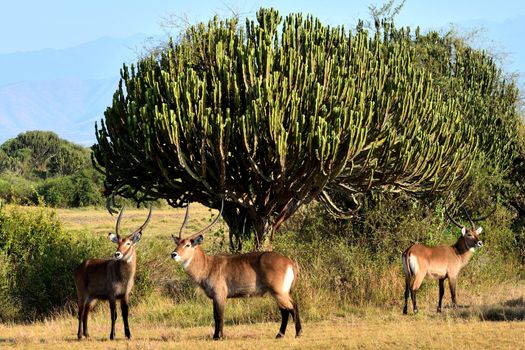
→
(453, 236, 473, 262)
(184, 247, 210, 283)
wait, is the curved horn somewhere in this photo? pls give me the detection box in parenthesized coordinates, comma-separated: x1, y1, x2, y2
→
(463, 208, 475, 228)
(178, 204, 190, 239)
(445, 208, 463, 229)
(115, 206, 125, 237)
(187, 199, 224, 239)
(469, 206, 497, 222)
(131, 206, 153, 235)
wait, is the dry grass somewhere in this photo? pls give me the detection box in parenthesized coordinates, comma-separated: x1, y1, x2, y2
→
(54, 205, 218, 238)
(1, 312, 525, 349)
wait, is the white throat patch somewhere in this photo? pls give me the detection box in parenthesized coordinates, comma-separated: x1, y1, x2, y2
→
(182, 256, 193, 270)
(124, 251, 134, 263)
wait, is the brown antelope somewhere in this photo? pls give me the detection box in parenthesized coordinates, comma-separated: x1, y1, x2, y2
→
(402, 208, 485, 314)
(170, 201, 302, 339)
(73, 207, 152, 340)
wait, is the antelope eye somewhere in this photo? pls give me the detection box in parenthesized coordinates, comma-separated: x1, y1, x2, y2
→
(126, 242, 131, 246)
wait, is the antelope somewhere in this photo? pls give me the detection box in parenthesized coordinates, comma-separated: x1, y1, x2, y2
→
(402, 208, 485, 314)
(73, 207, 152, 340)
(170, 201, 302, 339)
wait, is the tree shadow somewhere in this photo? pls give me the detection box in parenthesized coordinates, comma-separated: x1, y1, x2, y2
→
(455, 297, 525, 321)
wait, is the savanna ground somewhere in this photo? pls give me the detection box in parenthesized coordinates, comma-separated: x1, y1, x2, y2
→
(1, 206, 525, 349)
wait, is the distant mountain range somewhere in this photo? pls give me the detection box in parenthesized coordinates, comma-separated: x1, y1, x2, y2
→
(0, 34, 149, 146)
(0, 77, 117, 145)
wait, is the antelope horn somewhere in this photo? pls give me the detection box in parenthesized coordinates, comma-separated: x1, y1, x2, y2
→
(445, 208, 463, 229)
(178, 204, 190, 239)
(469, 206, 497, 222)
(187, 198, 224, 239)
(131, 206, 153, 235)
(115, 206, 125, 237)
(463, 208, 475, 229)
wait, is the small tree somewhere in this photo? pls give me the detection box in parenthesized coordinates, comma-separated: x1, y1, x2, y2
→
(93, 9, 476, 248)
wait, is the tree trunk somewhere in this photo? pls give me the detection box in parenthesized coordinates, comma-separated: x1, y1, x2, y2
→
(221, 205, 252, 252)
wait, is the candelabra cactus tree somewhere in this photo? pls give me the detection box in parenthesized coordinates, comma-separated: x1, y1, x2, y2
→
(93, 8, 477, 248)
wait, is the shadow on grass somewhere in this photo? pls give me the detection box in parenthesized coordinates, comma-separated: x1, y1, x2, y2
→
(454, 297, 525, 321)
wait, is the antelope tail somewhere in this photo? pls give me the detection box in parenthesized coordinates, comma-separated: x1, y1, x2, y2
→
(402, 250, 412, 280)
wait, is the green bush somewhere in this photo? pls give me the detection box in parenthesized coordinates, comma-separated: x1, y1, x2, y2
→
(0, 173, 39, 205)
(37, 169, 104, 207)
(0, 207, 107, 321)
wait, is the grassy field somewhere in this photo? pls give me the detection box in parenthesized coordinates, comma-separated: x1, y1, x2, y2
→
(1, 206, 525, 349)
(1, 307, 525, 349)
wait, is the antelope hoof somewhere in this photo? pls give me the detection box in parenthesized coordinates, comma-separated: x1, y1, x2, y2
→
(110, 334, 115, 340)
(125, 330, 131, 339)
(414, 308, 418, 314)
(77, 334, 82, 340)
(295, 330, 302, 338)
(276, 332, 285, 339)
(213, 334, 222, 340)
(403, 307, 408, 315)
(437, 307, 442, 313)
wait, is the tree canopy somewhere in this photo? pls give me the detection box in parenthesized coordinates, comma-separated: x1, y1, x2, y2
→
(94, 8, 478, 247)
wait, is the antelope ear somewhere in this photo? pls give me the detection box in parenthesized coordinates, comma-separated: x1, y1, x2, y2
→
(171, 234, 180, 245)
(132, 231, 142, 244)
(191, 235, 204, 247)
(476, 227, 483, 234)
(108, 233, 119, 244)
(461, 227, 466, 236)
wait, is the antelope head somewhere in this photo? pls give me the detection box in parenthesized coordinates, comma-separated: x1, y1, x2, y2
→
(446, 207, 486, 251)
(171, 200, 224, 266)
(108, 207, 152, 261)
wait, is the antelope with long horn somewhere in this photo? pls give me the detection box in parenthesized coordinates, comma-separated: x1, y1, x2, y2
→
(402, 208, 486, 314)
(170, 200, 302, 339)
(73, 206, 152, 340)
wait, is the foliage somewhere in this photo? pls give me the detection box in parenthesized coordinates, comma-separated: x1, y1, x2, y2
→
(0, 207, 107, 321)
(0, 131, 89, 179)
(0, 131, 106, 208)
(94, 8, 476, 246)
(37, 168, 104, 207)
(402, 26, 525, 214)
(0, 172, 39, 205)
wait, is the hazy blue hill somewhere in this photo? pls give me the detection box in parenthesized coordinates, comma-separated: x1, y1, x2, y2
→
(0, 34, 147, 85)
(0, 77, 117, 145)
(0, 34, 150, 145)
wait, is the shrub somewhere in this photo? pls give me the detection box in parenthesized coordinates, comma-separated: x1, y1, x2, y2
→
(0, 173, 39, 205)
(37, 169, 104, 208)
(0, 207, 107, 321)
